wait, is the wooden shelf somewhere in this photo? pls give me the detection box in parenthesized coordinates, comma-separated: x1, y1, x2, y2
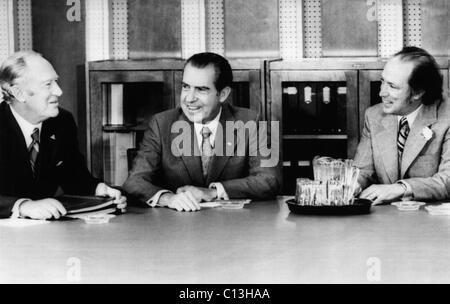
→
(283, 161, 311, 167)
(103, 124, 147, 132)
(88, 58, 265, 71)
(269, 58, 449, 70)
(88, 59, 185, 71)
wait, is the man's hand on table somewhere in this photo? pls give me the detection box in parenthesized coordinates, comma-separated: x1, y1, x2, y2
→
(159, 191, 201, 212)
(359, 184, 406, 205)
(176, 186, 217, 202)
(158, 186, 218, 212)
(95, 182, 127, 213)
(19, 198, 67, 220)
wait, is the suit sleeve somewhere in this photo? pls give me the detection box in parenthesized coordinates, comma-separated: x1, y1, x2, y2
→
(353, 109, 378, 190)
(220, 117, 281, 200)
(0, 196, 20, 218)
(122, 117, 166, 204)
(220, 161, 281, 200)
(403, 126, 450, 201)
(58, 112, 100, 195)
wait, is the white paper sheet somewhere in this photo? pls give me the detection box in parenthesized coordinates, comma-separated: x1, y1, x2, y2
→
(0, 218, 50, 227)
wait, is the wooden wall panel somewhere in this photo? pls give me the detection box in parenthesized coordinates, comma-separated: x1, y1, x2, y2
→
(128, 0, 182, 58)
(224, 0, 279, 58)
(322, 0, 378, 57)
(422, 0, 449, 57)
(31, 0, 87, 154)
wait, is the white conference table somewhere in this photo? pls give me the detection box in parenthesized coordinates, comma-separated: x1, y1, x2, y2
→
(1, 197, 450, 283)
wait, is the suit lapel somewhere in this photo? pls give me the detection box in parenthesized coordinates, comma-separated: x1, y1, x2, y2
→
(401, 104, 437, 177)
(374, 114, 399, 183)
(206, 104, 237, 185)
(2, 104, 34, 179)
(172, 111, 204, 185)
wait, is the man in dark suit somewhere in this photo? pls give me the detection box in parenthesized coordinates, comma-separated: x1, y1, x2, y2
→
(123, 52, 280, 211)
(0, 51, 126, 219)
(354, 46, 450, 205)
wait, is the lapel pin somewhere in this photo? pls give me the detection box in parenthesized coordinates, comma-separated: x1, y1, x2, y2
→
(227, 142, 232, 146)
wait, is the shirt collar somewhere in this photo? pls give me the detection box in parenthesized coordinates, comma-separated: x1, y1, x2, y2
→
(9, 105, 42, 147)
(397, 104, 423, 127)
(194, 107, 222, 146)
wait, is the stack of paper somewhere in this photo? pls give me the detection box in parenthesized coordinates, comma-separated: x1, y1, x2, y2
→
(425, 204, 450, 215)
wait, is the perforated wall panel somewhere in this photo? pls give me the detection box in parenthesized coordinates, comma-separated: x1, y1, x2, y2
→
(17, 0, 32, 51)
(206, 0, 224, 55)
(86, 0, 110, 61)
(0, 0, 14, 64)
(279, 0, 304, 59)
(181, 0, 206, 59)
(403, 0, 421, 47)
(112, 0, 128, 59)
(303, 0, 322, 58)
(378, 0, 403, 58)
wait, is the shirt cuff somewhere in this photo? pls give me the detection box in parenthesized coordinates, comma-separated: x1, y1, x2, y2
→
(11, 198, 31, 218)
(397, 180, 414, 200)
(146, 190, 171, 207)
(209, 183, 229, 200)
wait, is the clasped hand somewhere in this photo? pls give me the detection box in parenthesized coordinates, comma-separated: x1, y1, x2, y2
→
(160, 186, 217, 212)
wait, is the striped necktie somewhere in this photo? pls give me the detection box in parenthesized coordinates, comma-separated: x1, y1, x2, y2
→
(28, 128, 40, 177)
(397, 116, 409, 160)
(201, 126, 213, 179)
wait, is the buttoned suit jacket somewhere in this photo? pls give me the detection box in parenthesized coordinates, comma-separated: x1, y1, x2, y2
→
(0, 102, 99, 218)
(354, 99, 450, 201)
(122, 103, 281, 205)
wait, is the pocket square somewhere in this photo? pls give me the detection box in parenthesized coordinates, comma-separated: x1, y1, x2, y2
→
(56, 161, 63, 166)
(50, 135, 56, 140)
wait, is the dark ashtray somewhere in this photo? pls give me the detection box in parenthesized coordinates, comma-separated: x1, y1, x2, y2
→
(285, 198, 372, 215)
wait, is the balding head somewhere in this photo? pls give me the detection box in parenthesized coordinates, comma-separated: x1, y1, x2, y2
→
(0, 51, 44, 104)
(0, 51, 62, 124)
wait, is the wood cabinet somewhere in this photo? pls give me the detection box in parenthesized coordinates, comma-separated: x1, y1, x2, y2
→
(269, 60, 360, 194)
(86, 59, 265, 184)
(270, 59, 450, 194)
(268, 58, 449, 194)
(86, 58, 449, 191)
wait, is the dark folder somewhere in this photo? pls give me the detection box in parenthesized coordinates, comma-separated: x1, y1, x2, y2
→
(56, 195, 117, 215)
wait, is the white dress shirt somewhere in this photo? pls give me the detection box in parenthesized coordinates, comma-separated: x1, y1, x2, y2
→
(397, 104, 422, 128)
(10, 105, 42, 148)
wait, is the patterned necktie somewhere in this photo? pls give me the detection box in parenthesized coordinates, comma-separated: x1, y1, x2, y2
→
(397, 116, 410, 160)
(201, 126, 213, 179)
(28, 128, 40, 177)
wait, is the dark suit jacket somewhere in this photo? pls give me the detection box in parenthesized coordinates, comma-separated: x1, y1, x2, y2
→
(0, 102, 99, 218)
(354, 99, 450, 201)
(123, 104, 280, 205)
